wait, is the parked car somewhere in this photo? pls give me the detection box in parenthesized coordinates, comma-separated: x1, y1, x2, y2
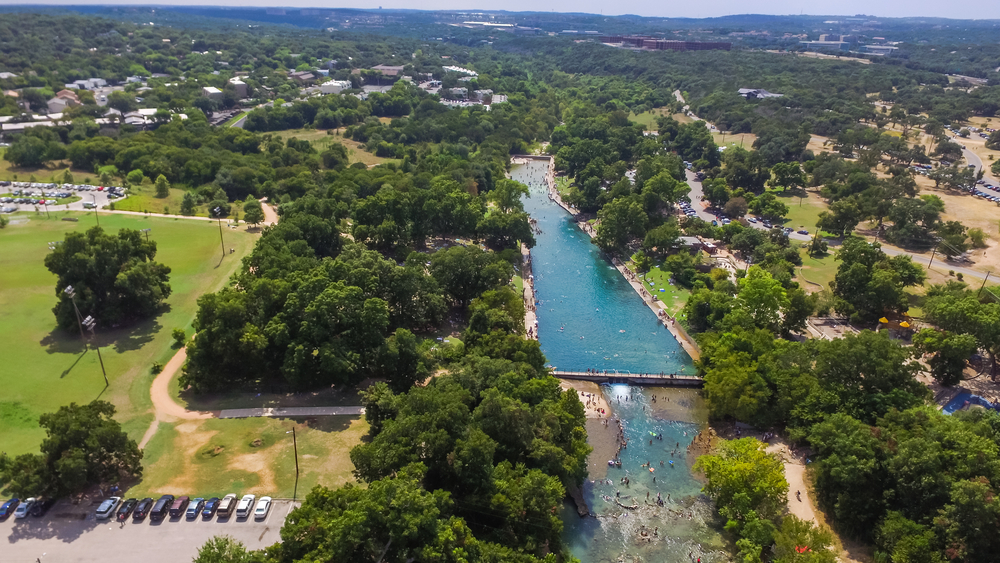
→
(132, 498, 153, 521)
(217, 494, 237, 518)
(202, 497, 220, 518)
(186, 498, 205, 519)
(15, 498, 35, 519)
(747, 217, 757, 223)
(30, 498, 56, 517)
(235, 494, 256, 518)
(117, 499, 137, 521)
(149, 495, 174, 521)
(96, 497, 121, 520)
(797, 230, 809, 235)
(0, 499, 19, 520)
(169, 496, 190, 518)
(254, 497, 272, 520)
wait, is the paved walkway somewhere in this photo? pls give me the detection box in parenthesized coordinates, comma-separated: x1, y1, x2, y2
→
(219, 406, 365, 418)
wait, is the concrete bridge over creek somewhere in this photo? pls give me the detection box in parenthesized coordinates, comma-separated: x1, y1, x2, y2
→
(552, 370, 703, 387)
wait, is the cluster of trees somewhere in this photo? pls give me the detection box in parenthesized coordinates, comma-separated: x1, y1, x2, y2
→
(0, 401, 143, 498)
(695, 438, 836, 563)
(547, 106, 692, 254)
(181, 190, 534, 393)
(807, 149, 979, 253)
(697, 318, 1000, 562)
(830, 236, 925, 323)
(44, 226, 172, 331)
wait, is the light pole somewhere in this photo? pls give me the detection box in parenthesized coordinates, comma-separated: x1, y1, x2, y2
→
(82, 315, 109, 387)
(214, 207, 226, 260)
(63, 285, 86, 340)
(286, 429, 300, 500)
(141, 228, 151, 242)
(90, 194, 100, 227)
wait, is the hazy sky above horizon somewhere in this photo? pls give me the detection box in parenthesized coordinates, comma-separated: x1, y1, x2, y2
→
(5, 0, 1000, 20)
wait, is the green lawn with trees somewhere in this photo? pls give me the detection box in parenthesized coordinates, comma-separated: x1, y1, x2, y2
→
(0, 211, 255, 457)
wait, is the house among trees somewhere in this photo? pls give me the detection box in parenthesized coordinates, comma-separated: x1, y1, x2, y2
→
(738, 88, 783, 99)
(289, 70, 316, 84)
(371, 64, 404, 76)
(202, 86, 223, 100)
(47, 89, 82, 114)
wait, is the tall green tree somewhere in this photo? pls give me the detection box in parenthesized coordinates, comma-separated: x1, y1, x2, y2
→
(154, 174, 170, 198)
(44, 226, 172, 330)
(695, 437, 788, 522)
(242, 197, 265, 227)
(0, 401, 142, 497)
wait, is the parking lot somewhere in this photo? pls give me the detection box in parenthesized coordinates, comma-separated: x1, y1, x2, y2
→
(1, 498, 294, 562)
(0, 182, 122, 214)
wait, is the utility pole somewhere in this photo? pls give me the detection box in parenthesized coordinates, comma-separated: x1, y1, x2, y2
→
(978, 271, 992, 298)
(91, 194, 100, 227)
(214, 207, 226, 260)
(292, 427, 299, 479)
(287, 428, 300, 500)
(927, 247, 937, 271)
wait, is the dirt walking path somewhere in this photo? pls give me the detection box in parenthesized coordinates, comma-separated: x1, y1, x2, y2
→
(261, 201, 279, 226)
(767, 440, 818, 523)
(138, 202, 278, 449)
(139, 346, 216, 449)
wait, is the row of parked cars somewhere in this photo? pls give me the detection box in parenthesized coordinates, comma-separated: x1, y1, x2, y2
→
(972, 181, 1000, 202)
(97, 494, 272, 523)
(1, 494, 273, 524)
(0, 498, 56, 520)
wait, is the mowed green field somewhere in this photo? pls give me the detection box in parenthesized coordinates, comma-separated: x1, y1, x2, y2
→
(0, 210, 255, 456)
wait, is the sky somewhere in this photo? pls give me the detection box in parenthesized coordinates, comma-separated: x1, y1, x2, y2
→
(4, 0, 1000, 20)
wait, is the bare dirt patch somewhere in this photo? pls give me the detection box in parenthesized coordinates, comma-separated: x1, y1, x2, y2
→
(160, 421, 220, 492)
(227, 450, 279, 494)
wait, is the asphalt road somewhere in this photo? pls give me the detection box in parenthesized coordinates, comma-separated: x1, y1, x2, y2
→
(1, 498, 294, 562)
(964, 147, 1000, 186)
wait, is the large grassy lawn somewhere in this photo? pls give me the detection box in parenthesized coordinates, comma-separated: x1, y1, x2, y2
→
(628, 107, 673, 130)
(796, 247, 839, 291)
(633, 259, 693, 317)
(772, 187, 829, 234)
(270, 128, 399, 167)
(110, 183, 213, 218)
(133, 416, 368, 499)
(0, 211, 255, 456)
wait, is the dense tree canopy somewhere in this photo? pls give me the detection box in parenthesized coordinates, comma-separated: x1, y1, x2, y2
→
(0, 401, 142, 498)
(44, 226, 172, 331)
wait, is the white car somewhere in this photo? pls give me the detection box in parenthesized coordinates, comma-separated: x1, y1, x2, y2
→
(235, 494, 255, 518)
(95, 496, 121, 520)
(253, 496, 272, 520)
(14, 498, 35, 519)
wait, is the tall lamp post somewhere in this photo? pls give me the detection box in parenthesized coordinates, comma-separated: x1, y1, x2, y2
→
(82, 315, 109, 387)
(213, 207, 226, 260)
(140, 228, 151, 242)
(63, 285, 86, 340)
(90, 194, 100, 227)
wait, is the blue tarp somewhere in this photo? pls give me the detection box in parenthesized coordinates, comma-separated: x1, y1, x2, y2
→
(942, 391, 1000, 415)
